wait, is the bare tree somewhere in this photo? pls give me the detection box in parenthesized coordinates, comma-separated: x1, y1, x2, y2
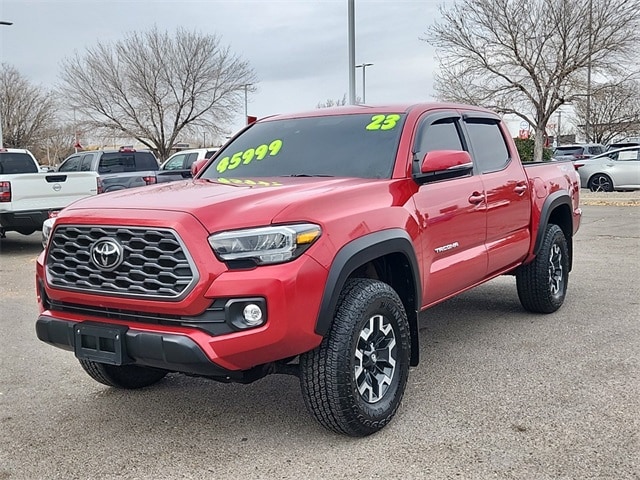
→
(35, 124, 76, 167)
(316, 94, 361, 109)
(426, 0, 640, 161)
(317, 94, 349, 109)
(574, 77, 640, 144)
(59, 27, 257, 160)
(0, 63, 57, 148)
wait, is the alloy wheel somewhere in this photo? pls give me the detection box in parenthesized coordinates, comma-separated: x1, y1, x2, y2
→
(590, 175, 612, 192)
(354, 314, 397, 403)
(548, 243, 564, 298)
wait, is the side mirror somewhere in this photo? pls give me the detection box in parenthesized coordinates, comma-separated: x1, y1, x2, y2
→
(415, 150, 473, 183)
(191, 158, 207, 177)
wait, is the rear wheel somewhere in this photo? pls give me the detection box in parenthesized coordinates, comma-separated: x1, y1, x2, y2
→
(516, 224, 569, 313)
(78, 359, 167, 389)
(300, 278, 411, 436)
(588, 173, 613, 192)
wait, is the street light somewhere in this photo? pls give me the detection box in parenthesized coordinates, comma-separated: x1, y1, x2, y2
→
(348, 0, 356, 105)
(242, 83, 253, 124)
(0, 21, 13, 147)
(585, 0, 593, 142)
(355, 63, 373, 104)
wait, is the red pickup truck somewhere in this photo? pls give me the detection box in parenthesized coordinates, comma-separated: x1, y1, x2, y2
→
(36, 103, 581, 437)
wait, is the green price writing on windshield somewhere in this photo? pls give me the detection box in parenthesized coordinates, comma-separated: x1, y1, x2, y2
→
(366, 114, 401, 131)
(217, 178, 282, 187)
(216, 139, 283, 174)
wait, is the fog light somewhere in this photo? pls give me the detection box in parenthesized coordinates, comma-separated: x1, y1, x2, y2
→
(225, 298, 267, 330)
(243, 304, 263, 326)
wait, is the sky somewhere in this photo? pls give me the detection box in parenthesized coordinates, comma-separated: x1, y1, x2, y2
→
(0, 0, 450, 139)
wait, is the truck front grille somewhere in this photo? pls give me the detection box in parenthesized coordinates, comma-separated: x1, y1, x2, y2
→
(46, 225, 198, 300)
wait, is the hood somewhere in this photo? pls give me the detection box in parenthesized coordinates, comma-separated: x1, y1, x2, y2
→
(65, 177, 396, 232)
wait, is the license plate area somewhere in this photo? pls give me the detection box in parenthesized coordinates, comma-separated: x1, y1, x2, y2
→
(74, 322, 129, 365)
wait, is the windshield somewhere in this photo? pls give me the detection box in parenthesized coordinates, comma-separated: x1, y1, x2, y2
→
(200, 113, 406, 180)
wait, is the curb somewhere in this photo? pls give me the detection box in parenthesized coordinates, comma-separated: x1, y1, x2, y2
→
(579, 189, 640, 207)
(580, 199, 640, 206)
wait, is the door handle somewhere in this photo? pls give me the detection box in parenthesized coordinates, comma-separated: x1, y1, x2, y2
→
(514, 184, 527, 195)
(468, 192, 485, 204)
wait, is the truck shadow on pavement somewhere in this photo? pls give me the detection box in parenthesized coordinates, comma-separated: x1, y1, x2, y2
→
(0, 232, 42, 256)
(45, 278, 534, 443)
(55, 370, 322, 443)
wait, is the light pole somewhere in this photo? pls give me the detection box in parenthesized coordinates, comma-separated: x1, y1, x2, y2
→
(242, 83, 253, 124)
(585, 0, 593, 142)
(355, 63, 373, 104)
(348, 0, 356, 105)
(0, 21, 13, 148)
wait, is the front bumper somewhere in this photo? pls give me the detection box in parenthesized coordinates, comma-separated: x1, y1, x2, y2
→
(37, 248, 329, 372)
(36, 316, 235, 378)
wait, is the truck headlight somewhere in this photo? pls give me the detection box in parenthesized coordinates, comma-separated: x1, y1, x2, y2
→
(41, 217, 56, 249)
(208, 223, 321, 265)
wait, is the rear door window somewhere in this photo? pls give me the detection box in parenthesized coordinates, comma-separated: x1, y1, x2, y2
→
(617, 149, 639, 161)
(80, 153, 94, 171)
(464, 119, 510, 173)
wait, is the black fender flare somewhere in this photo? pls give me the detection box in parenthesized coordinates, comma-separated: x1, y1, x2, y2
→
(533, 191, 573, 267)
(314, 229, 422, 365)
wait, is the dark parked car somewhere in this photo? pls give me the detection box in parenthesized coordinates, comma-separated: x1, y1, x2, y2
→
(552, 143, 605, 161)
(58, 147, 159, 192)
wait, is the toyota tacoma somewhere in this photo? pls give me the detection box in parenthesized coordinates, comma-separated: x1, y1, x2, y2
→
(36, 103, 581, 436)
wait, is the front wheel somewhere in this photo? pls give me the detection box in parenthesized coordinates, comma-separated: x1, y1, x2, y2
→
(516, 224, 569, 313)
(300, 278, 411, 437)
(78, 359, 168, 389)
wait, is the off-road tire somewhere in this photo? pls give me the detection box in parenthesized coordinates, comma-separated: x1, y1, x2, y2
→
(78, 359, 167, 389)
(300, 278, 411, 437)
(516, 224, 569, 313)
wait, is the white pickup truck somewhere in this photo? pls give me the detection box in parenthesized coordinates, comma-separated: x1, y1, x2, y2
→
(0, 148, 100, 237)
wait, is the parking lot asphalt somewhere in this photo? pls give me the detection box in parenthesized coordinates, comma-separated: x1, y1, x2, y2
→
(0, 202, 638, 480)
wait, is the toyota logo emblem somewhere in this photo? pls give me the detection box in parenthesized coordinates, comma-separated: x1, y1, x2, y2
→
(90, 238, 124, 271)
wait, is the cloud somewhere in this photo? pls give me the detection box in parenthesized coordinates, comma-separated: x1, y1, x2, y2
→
(2, 0, 440, 132)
